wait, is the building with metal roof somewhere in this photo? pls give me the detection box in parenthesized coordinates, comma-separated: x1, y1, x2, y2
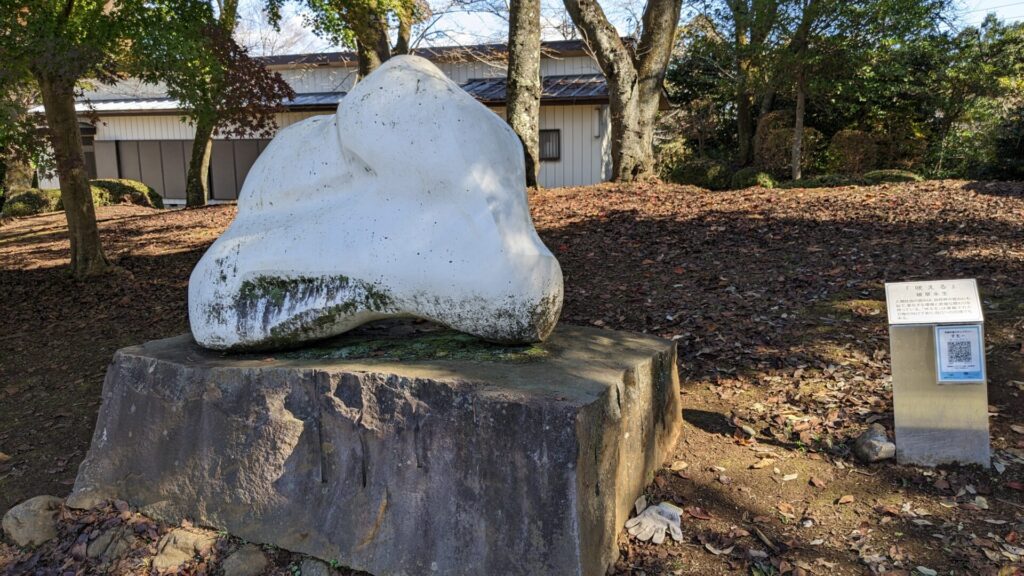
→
(49, 40, 616, 200)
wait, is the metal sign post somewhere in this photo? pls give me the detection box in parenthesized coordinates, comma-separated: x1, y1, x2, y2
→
(884, 279, 990, 467)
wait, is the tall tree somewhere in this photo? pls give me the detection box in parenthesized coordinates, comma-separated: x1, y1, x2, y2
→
(506, 0, 542, 186)
(786, 0, 814, 180)
(0, 0, 128, 276)
(129, 0, 295, 207)
(562, 0, 684, 180)
(725, 0, 783, 166)
(784, 0, 952, 178)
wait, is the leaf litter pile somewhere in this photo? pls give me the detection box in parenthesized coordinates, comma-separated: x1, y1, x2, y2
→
(1, 180, 1023, 575)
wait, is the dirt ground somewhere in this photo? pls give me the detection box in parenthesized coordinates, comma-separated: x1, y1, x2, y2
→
(1, 180, 1023, 575)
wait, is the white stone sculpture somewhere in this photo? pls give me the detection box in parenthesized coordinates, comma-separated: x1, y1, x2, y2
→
(188, 55, 563, 351)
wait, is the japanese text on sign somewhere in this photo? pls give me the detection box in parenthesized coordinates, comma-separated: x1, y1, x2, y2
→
(885, 279, 983, 325)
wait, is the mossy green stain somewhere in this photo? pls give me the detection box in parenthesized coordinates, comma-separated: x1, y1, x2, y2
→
(236, 275, 393, 311)
(220, 274, 397, 351)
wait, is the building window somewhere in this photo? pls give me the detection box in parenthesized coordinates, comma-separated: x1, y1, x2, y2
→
(539, 130, 560, 161)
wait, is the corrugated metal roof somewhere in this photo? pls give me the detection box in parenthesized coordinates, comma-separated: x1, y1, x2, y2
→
(31, 74, 610, 115)
(260, 39, 594, 67)
(285, 92, 347, 107)
(31, 92, 348, 114)
(461, 74, 608, 105)
(29, 97, 179, 114)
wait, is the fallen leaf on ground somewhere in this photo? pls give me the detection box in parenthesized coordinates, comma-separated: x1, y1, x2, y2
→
(685, 506, 712, 520)
(704, 543, 734, 556)
(837, 495, 855, 505)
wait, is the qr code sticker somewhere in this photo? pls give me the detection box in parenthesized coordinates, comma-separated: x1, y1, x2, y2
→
(947, 340, 972, 364)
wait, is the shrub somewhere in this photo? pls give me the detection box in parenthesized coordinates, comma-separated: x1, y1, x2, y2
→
(778, 174, 861, 189)
(1, 178, 161, 218)
(730, 167, 775, 189)
(667, 158, 730, 190)
(655, 139, 692, 181)
(828, 130, 878, 174)
(862, 169, 923, 184)
(91, 178, 163, 209)
(758, 127, 824, 179)
(874, 126, 927, 171)
(1, 188, 62, 217)
(992, 102, 1024, 179)
(753, 110, 792, 166)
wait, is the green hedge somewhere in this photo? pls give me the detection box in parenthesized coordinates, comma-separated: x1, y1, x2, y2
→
(667, 158, 731, 190)
(730, 167, 776, 189)
(1, 178, 161, 218)
(778, 174, 861, 189)
(1, 188, 62, 217)
(862, 169, 923, 184)
(91, 179, 163, 208)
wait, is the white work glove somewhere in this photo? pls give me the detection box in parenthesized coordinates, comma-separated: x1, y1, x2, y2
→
(625, 501, 683, 544)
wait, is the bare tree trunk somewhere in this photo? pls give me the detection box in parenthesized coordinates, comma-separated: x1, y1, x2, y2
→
(731, 1, 754, 166)
(562, 0, 681, 181)
(183, 0, 237, 207)
(356, 43, 374, 79)
(737, 92, 754, 165)
(395, 15, 412, 55)
(791, 69, 806, 180)
(507, 0, 542, 187)
(37, 74, 110, 277)
(186, 117, 215, 207)
(355, 17, 392, 79)
(788, 0, 814, 181)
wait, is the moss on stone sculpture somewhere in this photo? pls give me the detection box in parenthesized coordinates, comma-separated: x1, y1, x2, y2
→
(279, 327, 549, 363)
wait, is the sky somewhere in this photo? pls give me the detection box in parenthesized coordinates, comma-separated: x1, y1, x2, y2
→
(958, 0, 1024, 25)
(235, 0, 1024, 56)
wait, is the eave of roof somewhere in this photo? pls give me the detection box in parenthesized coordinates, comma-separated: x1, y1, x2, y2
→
(40, 75, 612, 115)
(462, 74, 608, 105)
(31, 92, 350, 115)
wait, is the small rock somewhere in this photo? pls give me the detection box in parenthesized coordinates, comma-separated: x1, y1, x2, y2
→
(1, 495, 63, 547)
(86, 525, 133, 562)
(222, 544, 268, 576)
(152, 527, 218, 571)
(853, 423, 896, 462)
(300, 557, 334, 576)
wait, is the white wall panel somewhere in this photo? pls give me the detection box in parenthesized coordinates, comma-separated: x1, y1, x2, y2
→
(436, 61, 507, 83)
(540, 55, 601, 76)
(485, 104, 610, 188)
(535, 104, 609, 188)
(94, 112, 325, 141)
(92, 105, 608, 188)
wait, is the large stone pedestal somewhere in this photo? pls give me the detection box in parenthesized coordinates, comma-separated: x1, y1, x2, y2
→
(69, 322, 681, 576)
